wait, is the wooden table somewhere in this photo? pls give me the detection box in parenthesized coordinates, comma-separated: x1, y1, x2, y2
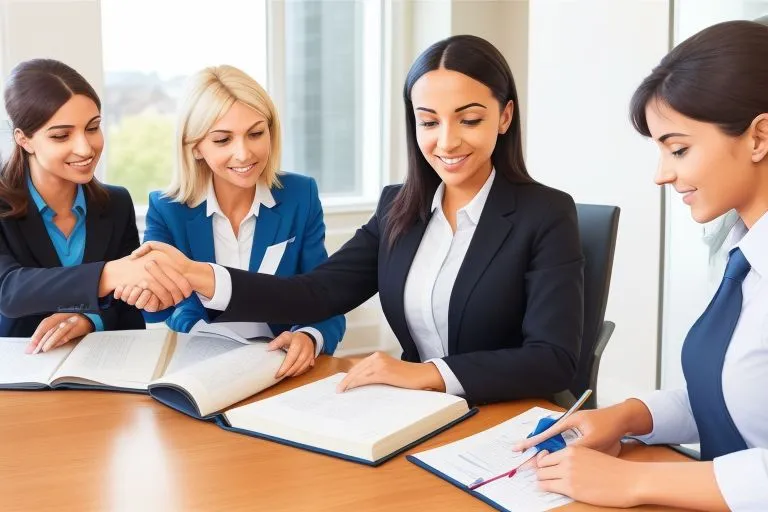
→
(0, 356, 693, 512)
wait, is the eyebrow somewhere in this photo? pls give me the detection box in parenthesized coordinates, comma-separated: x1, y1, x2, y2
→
(46, 115, 101, 131)
(416, 102, 487, 114)
(658, 132, 688, 143)
(210, 120, 266, 134)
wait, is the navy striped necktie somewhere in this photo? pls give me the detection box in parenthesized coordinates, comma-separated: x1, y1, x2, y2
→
(681, 247, 751, 460)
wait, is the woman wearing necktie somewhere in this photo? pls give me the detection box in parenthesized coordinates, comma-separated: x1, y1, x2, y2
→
(120, 35, 584, 405)
(516, 20, 768, 511)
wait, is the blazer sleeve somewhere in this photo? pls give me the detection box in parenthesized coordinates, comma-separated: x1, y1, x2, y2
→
(0, 237, 105, 318)
(286, 177, 346, 354)
(442, 195, 584, 404)
(97, 188, 145, 331)
(213, 187, 393, 324)
(142, 192, 208, 331)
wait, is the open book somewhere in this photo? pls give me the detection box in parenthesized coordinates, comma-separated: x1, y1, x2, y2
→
(407, 407, 577, 512)
(215, 373, 477, 466)
(0, 327, 286, 419)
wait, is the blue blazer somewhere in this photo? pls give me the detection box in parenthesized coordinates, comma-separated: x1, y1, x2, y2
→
(142, 172, 345, 354)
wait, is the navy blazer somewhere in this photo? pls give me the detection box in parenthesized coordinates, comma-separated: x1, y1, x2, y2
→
(142, 172, 345, 354)
(0, 184, 145, 337)
(213, 173, 584, 404)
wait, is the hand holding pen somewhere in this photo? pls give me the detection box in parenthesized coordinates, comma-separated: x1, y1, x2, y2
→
(469, 389, 593, 491)
(512, 394, 656, 458)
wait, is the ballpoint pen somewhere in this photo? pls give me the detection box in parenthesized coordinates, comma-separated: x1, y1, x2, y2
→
(468, 389, 592, 491)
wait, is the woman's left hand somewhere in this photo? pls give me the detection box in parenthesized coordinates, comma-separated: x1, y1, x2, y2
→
(336, 351, 446, 393)
(26, 313, 95, 354)
(267, 331, 317, 378)
(535, 445, 641, 508)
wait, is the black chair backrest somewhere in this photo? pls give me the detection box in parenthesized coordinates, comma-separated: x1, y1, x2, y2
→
(571, 203, 620, 396)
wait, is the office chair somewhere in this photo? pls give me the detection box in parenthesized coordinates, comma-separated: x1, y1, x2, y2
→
(555, 203, 620, 410)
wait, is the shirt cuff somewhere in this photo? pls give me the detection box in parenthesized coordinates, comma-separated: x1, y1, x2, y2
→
(713, 448, 768, 510)
(427, 358, 466, 396)
(632, 389, 700, 445)
(85, 313, 104, 332)
(198, 263, 231, 311)
(294, 326, 324, 357)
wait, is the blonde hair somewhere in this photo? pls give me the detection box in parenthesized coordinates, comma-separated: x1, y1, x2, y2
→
(166, 65, 282, 205)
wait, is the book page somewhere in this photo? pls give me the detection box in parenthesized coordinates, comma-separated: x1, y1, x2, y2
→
(224, 373, 469, 460)
(164, 334, 243, 374)
(411, 407, 574, 511)
(152, 342, 285, 417)
(189, 320, 274, 344)
(49, 330, 170, 390)
(0, 338, 75, 388)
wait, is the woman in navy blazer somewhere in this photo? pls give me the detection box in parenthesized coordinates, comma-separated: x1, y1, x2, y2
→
(125, 36, 583, 404)
(141, 65, 345, 377)
(0, 59, 172, 353)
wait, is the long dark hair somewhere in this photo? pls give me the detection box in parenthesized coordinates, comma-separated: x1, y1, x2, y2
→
(386, 35, 532, 245)
(630, 20, 768, 138)
(1, 59, 108, 218)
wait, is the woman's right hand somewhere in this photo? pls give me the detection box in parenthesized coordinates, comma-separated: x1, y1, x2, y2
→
(99, 253, 192, 311)
(512, 399, 654, 457)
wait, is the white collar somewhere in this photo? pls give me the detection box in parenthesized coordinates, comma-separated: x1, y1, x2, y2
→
(205, 179, 276, 219)
(727, 210, 768, 277)
(430, 168, 496, 225)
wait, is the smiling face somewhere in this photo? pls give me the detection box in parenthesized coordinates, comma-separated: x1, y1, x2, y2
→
(193, 101, 271, 194)
(15, 94, 103, 185)
(410, 68, 512, 195)
(646, 100, 768, 226)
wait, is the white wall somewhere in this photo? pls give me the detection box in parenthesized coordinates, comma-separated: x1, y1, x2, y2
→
(527, 0, 670, 405)
(0, 0, 102, 93)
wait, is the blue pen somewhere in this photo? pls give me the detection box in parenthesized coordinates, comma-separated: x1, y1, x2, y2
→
(468, 389, 592, 491)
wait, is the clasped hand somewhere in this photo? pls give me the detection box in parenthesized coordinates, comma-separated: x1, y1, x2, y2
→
(106, 242, 195, 311)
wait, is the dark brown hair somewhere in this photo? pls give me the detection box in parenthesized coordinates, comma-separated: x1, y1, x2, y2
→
(386, 35, 532, 245)
(630, 20, 768, 138)
(1, 59, 108, 217)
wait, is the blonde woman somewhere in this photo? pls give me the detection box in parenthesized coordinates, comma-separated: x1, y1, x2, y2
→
(141, 65, 345, 377)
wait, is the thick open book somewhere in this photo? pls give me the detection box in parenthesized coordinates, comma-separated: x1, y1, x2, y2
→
(0, 325, 286, 419)
(407, 407, 577, 512)
(216, 373, 478, 466)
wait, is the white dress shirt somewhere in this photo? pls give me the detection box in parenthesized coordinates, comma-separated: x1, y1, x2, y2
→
(403, 169, 496, 396)
(636, 211, 768, 511)
(199, 181, 324, 356)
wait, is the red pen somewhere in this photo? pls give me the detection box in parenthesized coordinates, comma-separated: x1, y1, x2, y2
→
(468, 452, 537, 490)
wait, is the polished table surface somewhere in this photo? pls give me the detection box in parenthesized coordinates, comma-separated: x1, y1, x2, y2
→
(0, 356, 694, 512)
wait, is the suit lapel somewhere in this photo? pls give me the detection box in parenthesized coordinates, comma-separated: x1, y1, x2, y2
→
(82, 195, 113, 264)
(448, 175, 517, 354)
(186, 206, 216, 264)
(16, 206, 61, 267)
(387, 215, 431, 358)
(249, 205, 281, 272)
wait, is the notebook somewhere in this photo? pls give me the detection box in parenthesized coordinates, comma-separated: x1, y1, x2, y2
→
(216, 373, 478, 466)
(407, 407, 576, 512)
(0, 326, 286, 418)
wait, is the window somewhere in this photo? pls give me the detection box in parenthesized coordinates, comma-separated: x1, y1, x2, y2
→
(272, 0, 383, 202)
(101, 0, 383, 207)
(100, 0, 268, 205)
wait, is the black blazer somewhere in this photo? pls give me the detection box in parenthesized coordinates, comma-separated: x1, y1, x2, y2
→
(217, 174, 584, 404)
(0, 184, 145, 337)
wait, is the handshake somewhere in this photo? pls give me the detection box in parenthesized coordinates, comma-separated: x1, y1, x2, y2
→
(100, 242, 214, 312)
